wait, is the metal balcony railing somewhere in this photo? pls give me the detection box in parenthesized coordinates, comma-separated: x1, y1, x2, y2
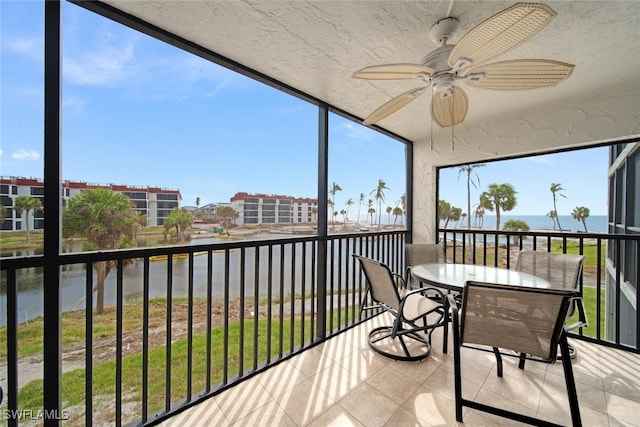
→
(0, 230, 404, 426)
(439, 228, 640, 352)
(2, 227, 638, 425)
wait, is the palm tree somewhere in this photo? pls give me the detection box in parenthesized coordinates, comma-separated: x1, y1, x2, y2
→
(481, 183, 517, 230)
(473, 193, 492, 229)
(311, 206, 318, 223)
(572, 206, 590, 232)
(503, 219, 530, 245)
(216, 205, 239, 231)
(367, 198, 375, 225)
(370, 179, 389, 229)
(386, 205, 393, 226)
(356, 193, 365, 226)
(392, 206, 403, 227)
(345, 198, 354, 223)
(14, 195, 43, 244)
(0, 204, 7, 224)
(550, 183, 567, 230)
(398, 193, 407, 225)
(473, 204, 485, 228)
(195, 196, 201, 219)
(450, 206, 462, 227)
(164, 207, 193, 242)
(340, 209, 347, 224)
(63, 188, 139, 314)
(328, 200, 335, 227)
(547, 210, 558, 230)
(438, 200, 452, 228)
(458, 164, 484, 229)
(329, 182, 342, 224)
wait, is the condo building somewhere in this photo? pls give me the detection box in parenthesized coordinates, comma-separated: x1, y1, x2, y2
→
(229, 192, 318, 226)
(0, 177, 182, 230)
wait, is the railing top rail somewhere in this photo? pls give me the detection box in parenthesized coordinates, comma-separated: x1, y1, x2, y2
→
(1, 229, 409, 270)
(438, 228, 640, 241)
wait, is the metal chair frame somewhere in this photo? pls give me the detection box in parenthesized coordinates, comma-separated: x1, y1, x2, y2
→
(450, 281, 584, 426)
(354, 254, 446, 362)
(515, 250, 587, 364)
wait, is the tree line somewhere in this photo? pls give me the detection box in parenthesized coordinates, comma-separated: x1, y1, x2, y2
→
(440, 164, 592, 232)
(328, 180, 406, 229)
(0, 189, 244, 314)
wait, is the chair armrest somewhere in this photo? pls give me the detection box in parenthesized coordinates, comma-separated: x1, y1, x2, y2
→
(403, 285, 446, 303)
(565, 296, 588, 332)
(447, 294, 459, 323)
(405, 266, 412, 289)
(392, 272, 407, 289)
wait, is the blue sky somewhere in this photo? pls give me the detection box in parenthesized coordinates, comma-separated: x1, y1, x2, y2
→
(1, 1, 607, 218)
(439, 147, 609, 216)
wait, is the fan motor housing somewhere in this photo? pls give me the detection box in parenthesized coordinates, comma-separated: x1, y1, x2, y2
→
(431, 74, 455, 96)
(421, 45, 454, 73)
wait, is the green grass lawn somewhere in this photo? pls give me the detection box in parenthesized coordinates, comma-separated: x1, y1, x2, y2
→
(550, 240, 606, 271)
(0, 298, 184, 359)
(567, 285, 605, 338)
(7, 306, 352, 425)
(17, 315, 314, 418)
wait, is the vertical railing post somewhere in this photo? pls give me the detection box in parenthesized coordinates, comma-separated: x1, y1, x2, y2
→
(405, 141, 413, 244)
(6, 270, 18, 427)
(316, 103, 329, 339)
(43, 1, 63, 424)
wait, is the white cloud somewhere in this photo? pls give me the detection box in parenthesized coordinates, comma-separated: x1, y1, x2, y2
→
(330, 122, 376, 151)
(64, 42, 136, 85)
(137, 54, 243, 102)
(12, 150, 40, 161)
(6, 36, 43, 62)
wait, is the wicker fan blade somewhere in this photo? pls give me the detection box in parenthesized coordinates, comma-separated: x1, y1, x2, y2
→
(353, 64, 434, 80)
(448, 3, 556, 68)
(431, 86, 468, 128)
(465, 59, 574, 90)
(363, 87, 428, 125)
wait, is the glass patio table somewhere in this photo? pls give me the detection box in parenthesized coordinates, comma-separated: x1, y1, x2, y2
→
(410, 263, 552, 292)
(410, 263, 552, 354)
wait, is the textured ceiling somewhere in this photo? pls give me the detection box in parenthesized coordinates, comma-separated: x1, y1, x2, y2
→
(100, 0, 640, 160)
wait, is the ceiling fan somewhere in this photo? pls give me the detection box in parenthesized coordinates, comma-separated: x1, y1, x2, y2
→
(353, 2, 574, 128)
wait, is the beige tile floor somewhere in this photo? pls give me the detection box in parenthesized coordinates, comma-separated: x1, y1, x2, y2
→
(162, 314, 640, 426)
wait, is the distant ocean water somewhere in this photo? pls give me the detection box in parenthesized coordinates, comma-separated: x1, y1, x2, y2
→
(466, 215, 607, 233)
(353, 214, 608, 232)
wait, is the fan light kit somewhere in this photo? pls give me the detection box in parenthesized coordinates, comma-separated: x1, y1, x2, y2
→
(353, 2, 574, 132)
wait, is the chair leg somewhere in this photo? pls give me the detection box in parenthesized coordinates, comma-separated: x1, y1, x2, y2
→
(557, 342, 578, 360)
(359, 284, 370, 315)
(559, 333, 582, 427)
(518, 352, 527, 370)
(492, 347, 503, 377)
(442, 297, 449, 354)
(452, 312, 463, 422)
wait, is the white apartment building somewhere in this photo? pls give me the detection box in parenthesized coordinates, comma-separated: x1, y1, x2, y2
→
(0, 177, 182, 230)
(229, 192, 318, 226)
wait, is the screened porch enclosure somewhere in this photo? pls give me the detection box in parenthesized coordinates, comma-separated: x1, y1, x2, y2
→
(1, 1, 639, 425)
